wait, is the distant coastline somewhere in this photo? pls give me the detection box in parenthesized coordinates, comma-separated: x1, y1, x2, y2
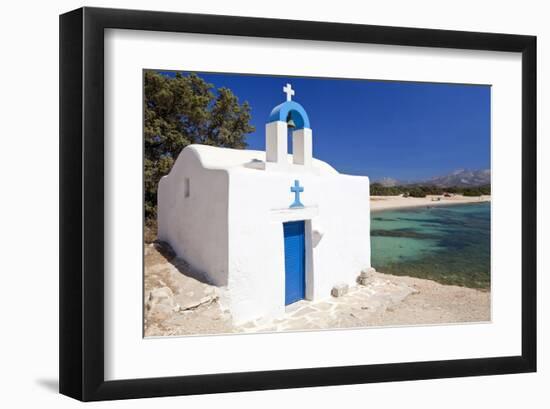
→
(370, 194, 490, 212)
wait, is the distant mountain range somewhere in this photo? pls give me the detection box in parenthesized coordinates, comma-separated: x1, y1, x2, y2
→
(376, 169, 491, 188)
(377, 177, 402, 187)
(426, 169, 491, 187)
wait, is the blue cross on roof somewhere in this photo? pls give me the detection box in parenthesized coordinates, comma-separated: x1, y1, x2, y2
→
(290, 180, 304, 208)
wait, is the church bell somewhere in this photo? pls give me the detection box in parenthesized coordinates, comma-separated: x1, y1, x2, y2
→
(286, 113, 296, 129)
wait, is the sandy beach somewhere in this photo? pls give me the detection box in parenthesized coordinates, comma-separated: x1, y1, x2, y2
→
(370, 194, 490, 212)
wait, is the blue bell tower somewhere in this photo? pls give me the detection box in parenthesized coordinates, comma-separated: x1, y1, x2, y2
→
(265, 84, 313, 168)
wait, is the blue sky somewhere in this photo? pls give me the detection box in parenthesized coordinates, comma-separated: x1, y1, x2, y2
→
(158, 71, 491, 181)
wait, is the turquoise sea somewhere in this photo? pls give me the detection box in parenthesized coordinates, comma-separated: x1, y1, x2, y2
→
(370, 202, 491, 289)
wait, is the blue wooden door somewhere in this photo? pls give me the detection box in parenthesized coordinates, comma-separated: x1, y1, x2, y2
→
(283, 221, 305, 305)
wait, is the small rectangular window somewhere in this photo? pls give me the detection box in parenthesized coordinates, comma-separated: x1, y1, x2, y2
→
(184, 178, 190, 198)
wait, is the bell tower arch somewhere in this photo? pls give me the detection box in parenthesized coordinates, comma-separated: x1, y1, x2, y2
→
(265, 84, 313, 168)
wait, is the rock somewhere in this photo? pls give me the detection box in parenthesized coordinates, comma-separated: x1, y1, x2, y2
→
(145, 287, 175, 323)
(358, 267, 376, 286)
(148, 286, 174, 307)
(147, 303, 174, 321)
(331, 282, 349, 297)
(173, 289, 218, 311)
(361, 267, 376, 277)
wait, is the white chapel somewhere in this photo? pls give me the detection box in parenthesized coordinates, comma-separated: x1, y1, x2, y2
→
(158, 84, 372, 323)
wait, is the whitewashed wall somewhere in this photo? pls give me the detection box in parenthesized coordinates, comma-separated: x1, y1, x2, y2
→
(160, 145, 371, 323)
(158, 147, 229, 286)
(227, 167, 371, 322)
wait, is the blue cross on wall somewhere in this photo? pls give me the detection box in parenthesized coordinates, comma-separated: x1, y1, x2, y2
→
(290, 180, 304, 208)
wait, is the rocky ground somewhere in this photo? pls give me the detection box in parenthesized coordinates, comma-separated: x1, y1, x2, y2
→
(144, 242, 490, 337)
(144, 242, 233, 336)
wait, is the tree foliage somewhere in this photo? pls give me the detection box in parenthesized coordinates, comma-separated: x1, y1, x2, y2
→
(408, 187, 427, 198)
(144, 71, 255, 219)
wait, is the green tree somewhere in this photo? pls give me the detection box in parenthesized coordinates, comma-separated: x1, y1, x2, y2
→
(144, 71, 255, 219)
(408, 187, 427, 198)
(463, 188, 482, 197)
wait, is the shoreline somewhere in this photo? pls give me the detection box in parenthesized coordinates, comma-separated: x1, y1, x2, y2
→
(370, 194, 490, 212)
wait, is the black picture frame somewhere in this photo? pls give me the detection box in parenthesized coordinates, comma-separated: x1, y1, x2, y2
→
(59, 7, 537, 401)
